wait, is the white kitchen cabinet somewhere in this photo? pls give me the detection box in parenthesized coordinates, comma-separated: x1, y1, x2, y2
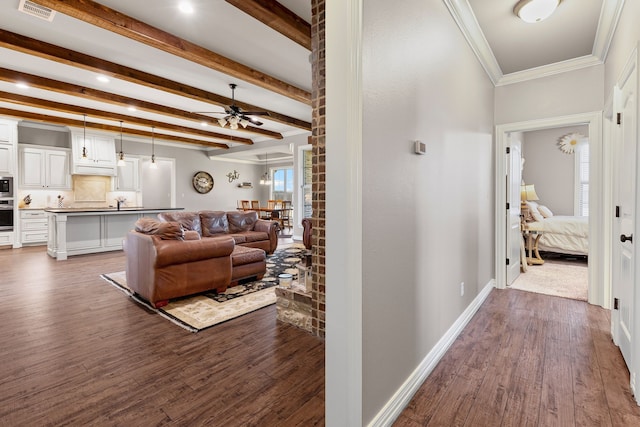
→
(19, 145, 71, 190)
(0, 232, 13, 247)
(20, 209, 48, 245)
(0, 143, 14, 175)
(114, 157, 139, 191)
(71, 133, 117, 176)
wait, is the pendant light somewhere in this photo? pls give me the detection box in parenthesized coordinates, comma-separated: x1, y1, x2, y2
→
(149, 125, 158, 169)
(81, 114, 88, 159)
(117, 120, 126, 167)
(260, 152, 271, 185)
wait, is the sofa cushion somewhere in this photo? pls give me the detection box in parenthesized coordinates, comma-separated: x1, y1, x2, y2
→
(242, 231, 269, 243)
(158, 211, 202, 235)
(200, 210, 230, 236)
(231, 245, 266, 266)
(230, 234, 247, 244)
(135, 217, 184, 240)
(227, 211, 259, 233)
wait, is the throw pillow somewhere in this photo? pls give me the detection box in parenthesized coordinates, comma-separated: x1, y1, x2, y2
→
(200, 210, 230, 236)
(135, 217, 184, 240)
(538, 205, 554, 218)
(157, 211, 202, 235)
(184, 230, 201, 240)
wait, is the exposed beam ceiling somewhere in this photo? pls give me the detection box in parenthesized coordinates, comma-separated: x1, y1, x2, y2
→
(225, 0, 311, 50)
(33, 0, 311, 105)
(0, 107, 229, 149)
(0, 29, 310, 132)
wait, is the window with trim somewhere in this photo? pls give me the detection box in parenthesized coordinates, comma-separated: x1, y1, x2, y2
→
(575, 144, 589, 216)
(272, 167, 293, 201)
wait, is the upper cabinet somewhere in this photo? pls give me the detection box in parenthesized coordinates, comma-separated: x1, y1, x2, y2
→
(114, 157, 140, 191)
(19, 145, 71, 190)
(71, 133, 117, 176)
(0, 119, 18, 176)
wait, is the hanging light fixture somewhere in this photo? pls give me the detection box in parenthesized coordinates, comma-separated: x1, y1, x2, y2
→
(149, 125, 158, 169)
(117, 120, 126, 167)
(513, 0, 561, 23)
(260, 152, 271, 185)
(81, 114, 88, 159)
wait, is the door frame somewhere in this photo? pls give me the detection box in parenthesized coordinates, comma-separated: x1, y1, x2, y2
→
(494, 111, 608, 308)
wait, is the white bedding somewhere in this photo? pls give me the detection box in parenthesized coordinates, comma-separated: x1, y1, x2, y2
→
(526, 216, 588, 256)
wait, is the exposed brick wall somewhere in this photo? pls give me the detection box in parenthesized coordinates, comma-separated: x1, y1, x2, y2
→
(311, 0, 326, 338)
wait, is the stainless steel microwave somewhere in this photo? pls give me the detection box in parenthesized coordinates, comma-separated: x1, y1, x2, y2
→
(0, 176, 12, 198)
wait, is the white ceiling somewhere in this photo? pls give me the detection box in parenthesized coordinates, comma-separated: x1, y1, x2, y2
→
(0, 0, 312, 162)
(0, 0, 626, 163)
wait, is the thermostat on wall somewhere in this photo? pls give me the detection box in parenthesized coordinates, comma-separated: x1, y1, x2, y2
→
(414, 140, 426, 155)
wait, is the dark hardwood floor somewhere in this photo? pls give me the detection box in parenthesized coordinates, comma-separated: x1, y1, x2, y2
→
(0, 244, 324, 426)
(394, 288, 640, 427)
(3, 243, 639, 427)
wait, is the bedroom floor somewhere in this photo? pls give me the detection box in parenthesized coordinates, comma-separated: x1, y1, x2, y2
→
(509, 252, 588, 301)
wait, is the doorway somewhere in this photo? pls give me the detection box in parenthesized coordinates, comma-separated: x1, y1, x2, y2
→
(495, 112, 607, 308)
(140, 157, 176, 208)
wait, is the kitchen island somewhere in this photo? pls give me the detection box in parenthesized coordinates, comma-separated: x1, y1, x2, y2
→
(46, 207, 183, 260)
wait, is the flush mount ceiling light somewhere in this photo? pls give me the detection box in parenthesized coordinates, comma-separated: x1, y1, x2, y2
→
(514, 0, 561, 23)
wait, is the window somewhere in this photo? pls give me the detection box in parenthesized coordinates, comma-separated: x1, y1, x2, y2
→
(301, 148, 312, 218)
(272, 167, 293, 201)
(575, 144, 589, 216)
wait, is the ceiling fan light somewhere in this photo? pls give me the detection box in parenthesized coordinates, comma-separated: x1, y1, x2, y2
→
(218, 118, 227, 127)
(230, 122, 238, 130)
(229, 116, 239, 125)
(240, 119, 249, 128)
(514, 0, 560, 23)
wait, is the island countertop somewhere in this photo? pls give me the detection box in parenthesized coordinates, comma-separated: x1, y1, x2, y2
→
(44, 207, 183, 214)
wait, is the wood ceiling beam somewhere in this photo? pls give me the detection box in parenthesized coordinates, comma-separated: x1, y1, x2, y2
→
(0, 107, 229, 150)
(225, 0, 311, 50)
(0, 29, 310, 131)
(0, 90, 254, 145)
(33, 0, 311, 105)
(0, 67, 271, 144)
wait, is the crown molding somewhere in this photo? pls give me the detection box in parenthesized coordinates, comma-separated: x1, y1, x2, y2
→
(593, 0, 626, 62)
(443, 0, 502, 85)
(444, 0, 625, 87)
(496, 55, 603, 86)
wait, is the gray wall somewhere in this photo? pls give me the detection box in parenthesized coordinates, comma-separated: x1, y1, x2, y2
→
(522, 125, 588, 216)
(358, 0, 495, 422)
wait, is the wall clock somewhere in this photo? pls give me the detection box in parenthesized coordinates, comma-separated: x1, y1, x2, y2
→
(192, 171, 214, 194)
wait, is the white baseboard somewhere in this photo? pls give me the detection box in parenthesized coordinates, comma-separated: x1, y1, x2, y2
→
(368, 279, 495, 427)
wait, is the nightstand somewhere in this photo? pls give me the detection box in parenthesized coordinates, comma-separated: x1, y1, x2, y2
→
(523, 227, 544, 265)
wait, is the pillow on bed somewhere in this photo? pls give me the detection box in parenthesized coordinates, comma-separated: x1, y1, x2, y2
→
(524, 201, 544, 222)
(538, 205, 554, 218)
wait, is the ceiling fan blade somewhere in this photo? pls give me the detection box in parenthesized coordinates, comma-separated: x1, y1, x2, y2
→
(241, 111, 270, 116)
(241, 115, 263, 126)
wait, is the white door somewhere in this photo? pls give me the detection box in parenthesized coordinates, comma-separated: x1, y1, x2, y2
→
(613, 53, 637, 369)
(507, 138, 522, 285)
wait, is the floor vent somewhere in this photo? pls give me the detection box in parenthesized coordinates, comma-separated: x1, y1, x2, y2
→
(18, 0, 56, 22)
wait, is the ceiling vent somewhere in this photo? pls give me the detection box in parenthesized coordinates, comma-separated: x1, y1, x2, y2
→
(18, 0, 56, 22)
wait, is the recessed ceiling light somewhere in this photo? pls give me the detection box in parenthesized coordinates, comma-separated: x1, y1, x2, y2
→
(201, 121, 208, 127)
(15, 82, 29, 89)
(128, 106, 137, 112)
(514, 0, 560, 23)
(96, 75, 110, 83)
(178, 2, 194, 14)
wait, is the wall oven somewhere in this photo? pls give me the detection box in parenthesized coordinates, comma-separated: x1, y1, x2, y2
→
(0, 176, 13, 198)
(0, 200, 13, 231)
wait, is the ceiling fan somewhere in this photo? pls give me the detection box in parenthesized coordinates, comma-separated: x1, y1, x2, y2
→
(201, 83, 270, 129)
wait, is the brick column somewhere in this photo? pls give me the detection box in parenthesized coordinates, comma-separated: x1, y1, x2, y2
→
(311, 0, 326, 338)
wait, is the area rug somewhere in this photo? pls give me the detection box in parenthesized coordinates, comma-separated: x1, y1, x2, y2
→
(509, 258, 588, 301)
(101, 243, 306, 332)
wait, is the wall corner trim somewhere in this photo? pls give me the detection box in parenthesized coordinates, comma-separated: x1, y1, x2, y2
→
(367, 279, 496, 427)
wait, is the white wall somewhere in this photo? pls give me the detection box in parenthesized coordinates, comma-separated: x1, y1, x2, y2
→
(522, 125, 588, 216)
(327, 0, 495, 424)
(604, 1, 640, 101)
(495, 65, 604, 125)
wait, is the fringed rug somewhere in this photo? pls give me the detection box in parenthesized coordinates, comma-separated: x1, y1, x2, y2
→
(509, 258, 588, 301)
(101, 243, 306, 332)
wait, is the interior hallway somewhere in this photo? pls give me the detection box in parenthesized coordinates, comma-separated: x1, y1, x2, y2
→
(394, 289, 640, 426)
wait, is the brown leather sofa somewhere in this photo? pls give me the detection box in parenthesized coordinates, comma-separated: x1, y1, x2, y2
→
(123, 211, 277, 308)
(158, 210, 279, 254)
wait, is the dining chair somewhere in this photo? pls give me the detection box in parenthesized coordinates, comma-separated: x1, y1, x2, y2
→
(280, 200, 292, 230)
(251, 200, 260, 210)
(240, 200, 250, 211)
(260, 199, 276, 219)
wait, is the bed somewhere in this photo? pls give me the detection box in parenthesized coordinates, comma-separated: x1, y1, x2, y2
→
(524, 201, 588, 256)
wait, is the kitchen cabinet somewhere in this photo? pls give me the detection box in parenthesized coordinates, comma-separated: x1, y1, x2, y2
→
(19, 145, 71, 190)
(114, 157, 140, 191)
(71, 133, 117, 176)
(20, 209, 48, 245)
(0, 143, 14, 175)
